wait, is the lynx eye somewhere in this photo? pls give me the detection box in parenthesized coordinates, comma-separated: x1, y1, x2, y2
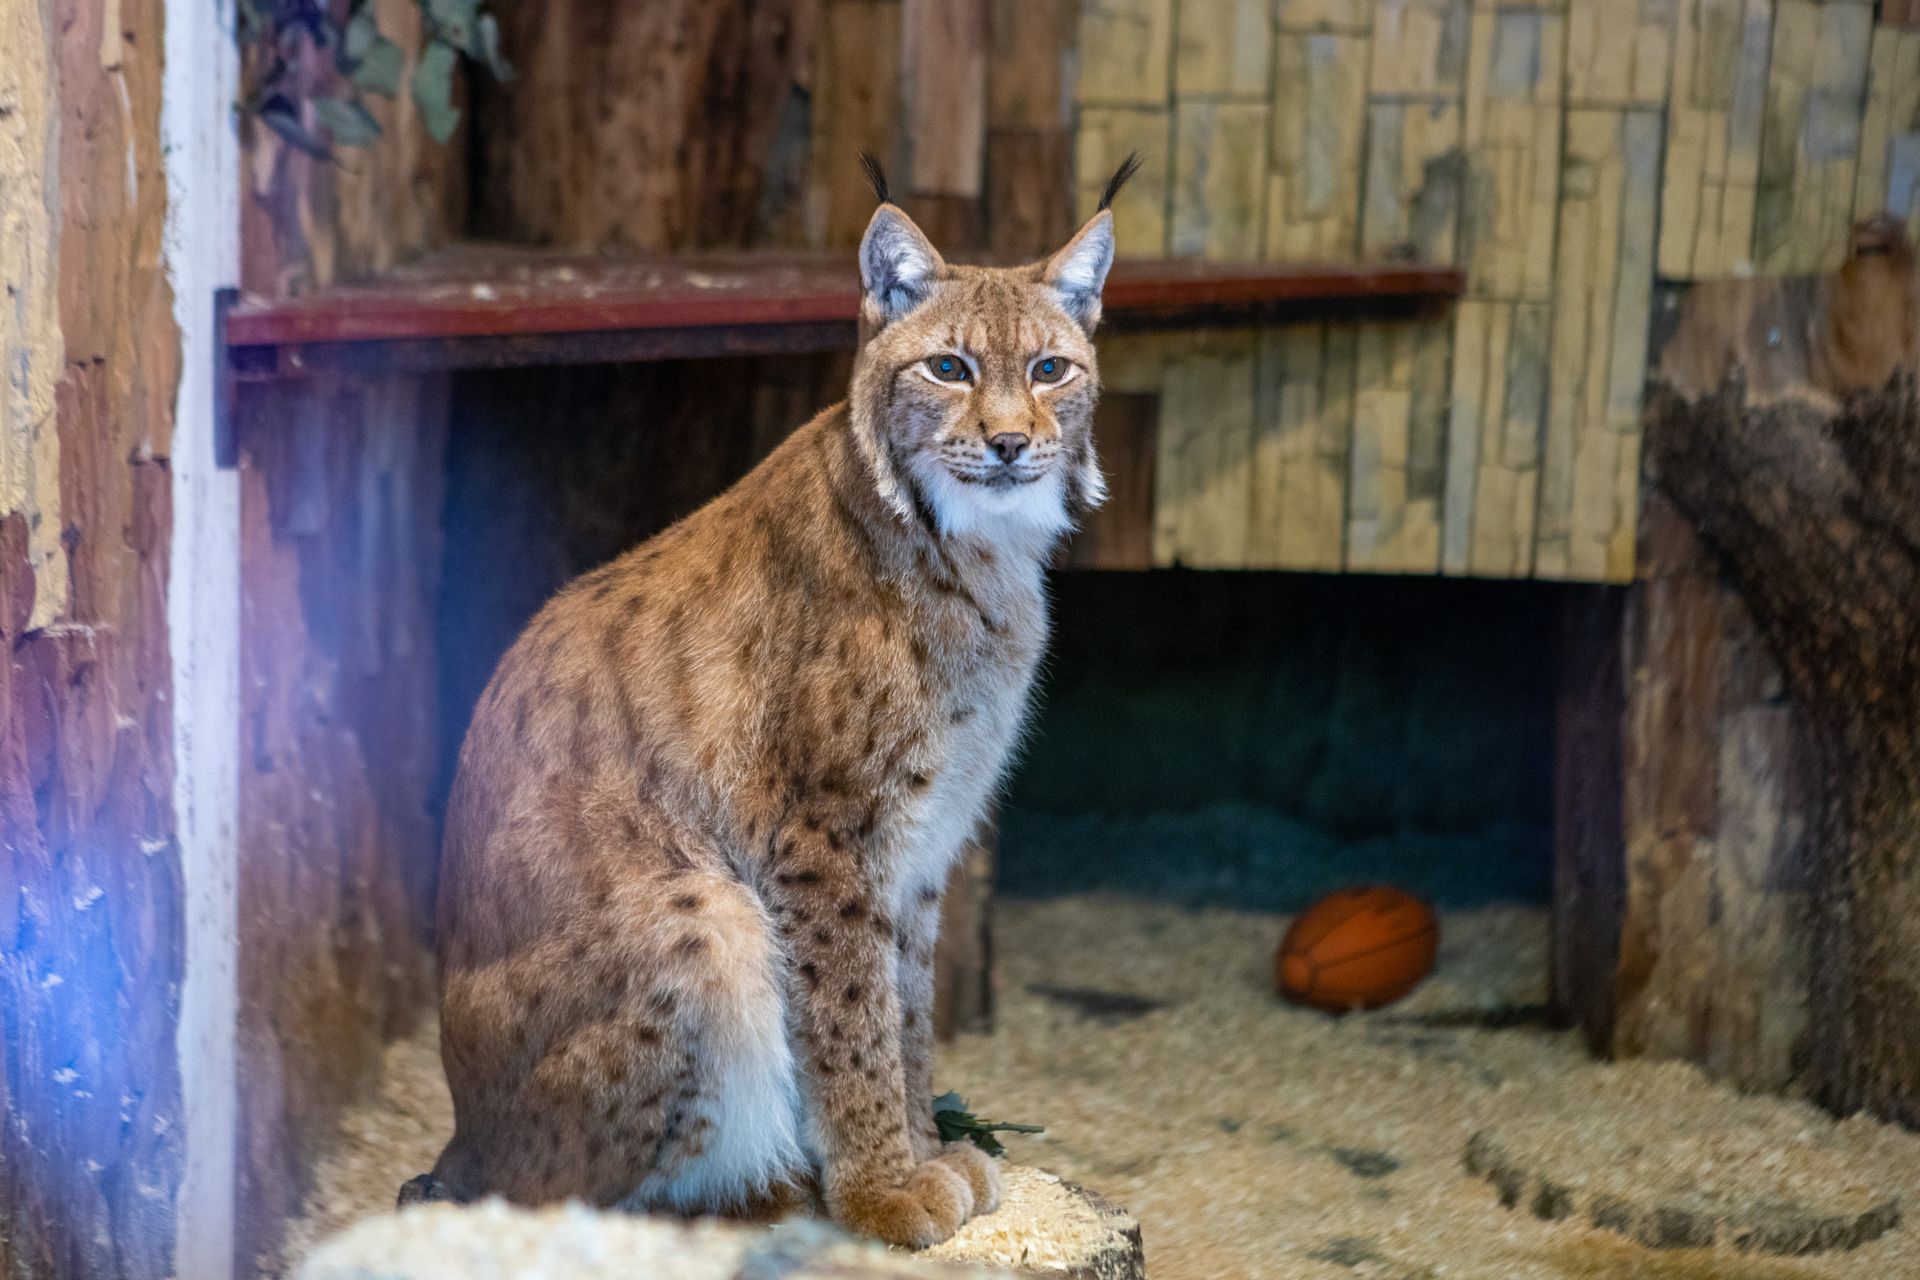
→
(926, 354, 971, 383)
(1031, 357, 1068, 385)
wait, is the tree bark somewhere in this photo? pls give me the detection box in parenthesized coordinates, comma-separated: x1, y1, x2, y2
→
(1644, 217, 1920, 1122)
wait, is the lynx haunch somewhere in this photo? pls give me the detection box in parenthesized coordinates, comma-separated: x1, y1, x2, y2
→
(408, 159, 1135, 1248)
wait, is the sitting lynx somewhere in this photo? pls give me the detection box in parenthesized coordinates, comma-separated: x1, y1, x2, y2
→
(405, 158, 1137, 1247)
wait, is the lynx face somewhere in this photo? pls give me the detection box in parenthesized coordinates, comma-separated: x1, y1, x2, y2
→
(849, 209, 1116, 541)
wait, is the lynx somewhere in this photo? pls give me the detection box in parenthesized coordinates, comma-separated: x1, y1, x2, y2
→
(404, 157, 1138, 1248)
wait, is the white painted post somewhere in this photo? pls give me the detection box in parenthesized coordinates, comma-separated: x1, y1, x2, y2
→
(163, 2, 242, 1276)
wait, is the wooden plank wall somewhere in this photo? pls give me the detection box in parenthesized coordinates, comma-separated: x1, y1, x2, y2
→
(235, 2, 462, 1269)
(0, 1, 186, 1275)
(796, 0, 1915, 583)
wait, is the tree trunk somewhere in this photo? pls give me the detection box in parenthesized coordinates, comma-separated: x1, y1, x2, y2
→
(1644, 217, 1920, 1122)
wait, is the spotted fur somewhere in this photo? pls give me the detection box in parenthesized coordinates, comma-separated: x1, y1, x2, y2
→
(416, 191, 1121, 1247)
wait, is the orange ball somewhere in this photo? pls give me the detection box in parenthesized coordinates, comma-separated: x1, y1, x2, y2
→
(1276, 886, 1439, 1012)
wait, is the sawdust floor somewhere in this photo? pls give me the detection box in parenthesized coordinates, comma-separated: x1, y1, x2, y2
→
(284, 896, 1920, 1280)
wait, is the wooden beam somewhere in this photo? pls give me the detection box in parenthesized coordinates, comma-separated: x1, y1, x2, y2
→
(1551, 585, 1629, 1059)
(225, 248, 1465, 377)
(1611, 495, 1817, 1095)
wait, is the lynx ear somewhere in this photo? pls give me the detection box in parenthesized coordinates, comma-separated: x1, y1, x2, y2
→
(1043, 211, 1117, 332)
(859, 204, 944, 327)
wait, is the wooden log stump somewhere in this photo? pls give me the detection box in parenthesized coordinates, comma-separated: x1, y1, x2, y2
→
(1645, 215, 1920, 1125)
(300, 1166, 1144, 1280)
(922, 1168, 1145, 1280)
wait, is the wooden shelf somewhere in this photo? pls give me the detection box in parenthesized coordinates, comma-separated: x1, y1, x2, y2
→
(224, 245, 1463, 378)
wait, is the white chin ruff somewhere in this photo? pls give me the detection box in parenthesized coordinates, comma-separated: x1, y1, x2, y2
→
(916, 463, 1072, 543)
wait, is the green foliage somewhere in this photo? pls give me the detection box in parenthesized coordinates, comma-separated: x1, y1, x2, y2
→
(311, 95, 381, 146)
(931, 1091, 1045, 1158)
(237, 0, 511, 158)
(410, 40, 460, 144)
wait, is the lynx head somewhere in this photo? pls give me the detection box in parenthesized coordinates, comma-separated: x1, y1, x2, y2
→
(847, 156, 1141, 544)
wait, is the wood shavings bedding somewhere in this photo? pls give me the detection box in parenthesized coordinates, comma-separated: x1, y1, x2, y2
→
(283, 895, 1920, 1280)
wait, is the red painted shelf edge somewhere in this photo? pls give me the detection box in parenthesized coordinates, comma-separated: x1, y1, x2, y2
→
(224, 253, 1464, 350)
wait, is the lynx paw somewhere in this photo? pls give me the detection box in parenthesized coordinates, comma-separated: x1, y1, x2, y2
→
(835, 1159, 976, 1249)
(395, 1173, 453, 1208)
(936, 1142, 1002, 1217)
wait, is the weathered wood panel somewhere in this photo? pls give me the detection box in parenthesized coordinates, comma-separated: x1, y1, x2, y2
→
(1077, 0, 1173, 106)
(1610, 494, 1817, 1096)
(1076, 108, 1171, 251)
(988, 130, 1079, 257)
(933, 834, 996, 1038)
(990, 0, 1075, 131)
(1275, 0, 1375, 35)
(1172, 101, 1269, 260)
(1065, 391, 1160, 569)
(1093, 331, 1180, 394)
(1368, 0, 1469, 97)
(470, 0, 819, 253)
(1659, 0, 1775, 278)
(1153, 331, 1260, 566)
(1444, 299, 1547, 577)
(1, 0, 185, 1275)
(1459, 5, 1566, 301)
(904, 0, 987, 197)
(1250, 324, 1357, 571)
(236, 376, 448, 1275)
(986, 0, 1076, 255)
(1537, 109, 1660, 584)
(1852, 22, 1920, 239)
(1267, 32, 1371, 260)
(810, 0, 905, 249)
(1175, 0, 1271, 96)
(1361, 98, 1465, 261)
(1754, 0, 1875, 274)
(1346, 319, 1448, 572)
(1566, 0, 1676, 108)
(1551, 585, 1629, 1059)
(235, 3, 472, 1267)
(1645, 219, 1920, 1123)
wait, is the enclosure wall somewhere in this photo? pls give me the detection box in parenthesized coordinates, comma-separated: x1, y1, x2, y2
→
(0, 0, 186, 1275)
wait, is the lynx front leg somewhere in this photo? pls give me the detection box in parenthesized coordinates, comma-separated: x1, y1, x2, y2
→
(767, 829, 984, 1249)
(897, 882, 945, 1161)
(897, 880, 1001, 1214)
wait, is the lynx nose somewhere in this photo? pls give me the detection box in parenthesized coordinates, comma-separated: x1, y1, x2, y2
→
(987, 432, 1030, 464)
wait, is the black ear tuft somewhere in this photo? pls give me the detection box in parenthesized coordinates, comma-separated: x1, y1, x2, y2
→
(1097, 153, 1143, 213)
(859, 152, 891, 205)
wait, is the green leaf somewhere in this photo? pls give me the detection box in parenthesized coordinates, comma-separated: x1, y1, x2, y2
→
(411, 40, 461, 144)
(237, 0, 268, 44)
(258, 95, 332, 160)
(352, 37, 405, 97)
(312, 95, 382, 147)
(342, 8, 379, 62)
(474, 12, 513, 81)
(425, 0, 480, 47)
(929, 1092, 1044, 1159)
